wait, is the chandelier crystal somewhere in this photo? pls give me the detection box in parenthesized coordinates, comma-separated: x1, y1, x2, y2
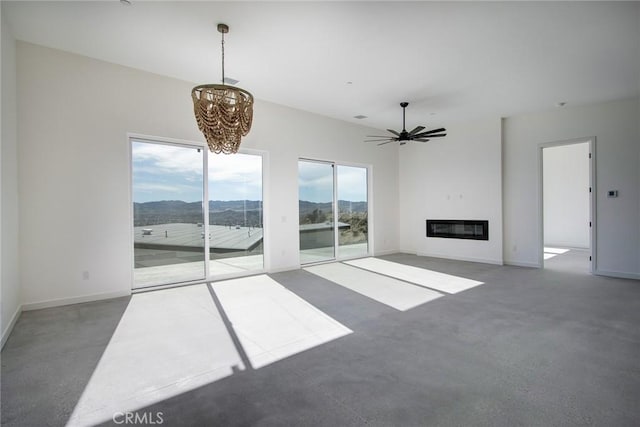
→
(192, 24, 254, 154)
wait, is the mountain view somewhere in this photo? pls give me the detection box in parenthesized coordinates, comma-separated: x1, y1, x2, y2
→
(133, 200, 368, 232)
(133, 200, 264, 227)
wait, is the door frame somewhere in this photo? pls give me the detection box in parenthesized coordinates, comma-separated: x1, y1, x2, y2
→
(298, 157, 372, 265)
(128, 134, 207, 290)
(537, 137, 596, 273)
(128, 133, 267, 291)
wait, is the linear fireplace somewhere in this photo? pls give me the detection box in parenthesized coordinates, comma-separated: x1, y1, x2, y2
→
(426, 220, 489, 241)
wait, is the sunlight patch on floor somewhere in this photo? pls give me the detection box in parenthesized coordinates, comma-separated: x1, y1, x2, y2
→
(67, 284, 244, 427)
(544, 247, 570, 254)
(305, 262, 443, 311)
(345, 258, 483, 294)
(212, 275, 353, 369)
(544, 247, 571, 260)
(68, 276, 351, 426)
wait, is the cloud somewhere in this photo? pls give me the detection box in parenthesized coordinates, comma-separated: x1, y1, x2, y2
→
(132, 142, 203, 176)
(208, 153, 262, 185)
(133, 142, 263, 201)
(337, 166, 367, 201)
(134, 183, 182, 194)
(299, 162, 368, 202)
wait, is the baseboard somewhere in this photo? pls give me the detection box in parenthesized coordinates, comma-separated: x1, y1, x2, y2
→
(594, 269, 640, 280)
(22, 290, 132, 312)
(417, 251, 504, 266)
(504, 260, 541, 268)
(1, 304, 23, 350)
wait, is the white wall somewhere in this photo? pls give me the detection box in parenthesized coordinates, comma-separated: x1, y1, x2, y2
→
(503, 98, 640, 277)
(16, 42, 399, 308)
(399, 118, 503, 265)
(543, 143, 590, 248)
(1, 8, 22, 346)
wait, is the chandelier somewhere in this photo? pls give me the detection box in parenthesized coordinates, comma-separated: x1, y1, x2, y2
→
(192, 23, 254, 154)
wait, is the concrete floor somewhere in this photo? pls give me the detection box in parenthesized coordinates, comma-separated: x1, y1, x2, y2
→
(2, 254, 640, 426)
(544, 247, 591, 274)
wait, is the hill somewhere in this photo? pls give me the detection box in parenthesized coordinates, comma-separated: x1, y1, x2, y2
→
(133, 199, 367, 227)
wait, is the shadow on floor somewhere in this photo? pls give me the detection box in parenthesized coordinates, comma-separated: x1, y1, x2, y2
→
(1, 296, 131, 426)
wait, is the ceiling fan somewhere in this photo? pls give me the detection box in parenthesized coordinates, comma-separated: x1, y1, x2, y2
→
(365, 102, 447, 146)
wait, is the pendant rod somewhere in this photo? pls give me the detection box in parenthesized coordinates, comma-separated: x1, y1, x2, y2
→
(221, 31, 225, 84)
(402, 104, 406, 131)
(400, 102, 409, 132)
(218, 23, 229, 85)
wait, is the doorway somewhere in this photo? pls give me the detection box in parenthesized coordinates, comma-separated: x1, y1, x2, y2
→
(539, 138, 595, 273)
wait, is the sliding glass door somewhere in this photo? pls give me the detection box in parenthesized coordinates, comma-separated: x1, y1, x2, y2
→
(298, 160, 369, 265)
(337, 165, 369, 258)
(132, 140, 205, 288)
(208, 152, 264, 275)
(131, 138, 264, 289)
(298, 160, 336, 264)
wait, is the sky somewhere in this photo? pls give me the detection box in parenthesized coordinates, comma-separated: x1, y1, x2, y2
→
(298, 161, 367, 203)
(132, 141, 367, 204)
(132, 141, 262, 203)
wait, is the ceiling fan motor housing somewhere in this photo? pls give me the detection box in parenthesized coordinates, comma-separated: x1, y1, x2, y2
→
(364, 101, 447, 146)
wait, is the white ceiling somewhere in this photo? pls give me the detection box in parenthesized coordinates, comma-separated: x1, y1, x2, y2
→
(4, 1, 640, 130)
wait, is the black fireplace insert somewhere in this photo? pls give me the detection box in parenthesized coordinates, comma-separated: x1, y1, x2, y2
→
(426, 220, 489, 240)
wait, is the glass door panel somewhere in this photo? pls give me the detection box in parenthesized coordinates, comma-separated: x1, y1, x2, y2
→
(131, 140, 205, 288)
(298, 160, 335, 264)
(337, 165, 368, 258)
(208, 152, 264, 275)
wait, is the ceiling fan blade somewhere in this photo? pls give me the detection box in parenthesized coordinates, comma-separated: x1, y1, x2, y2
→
(414, 138, 431, 142)
(366, 135, 395, 138)
(417, 133, 446, 138)
(377, 141, 394, 146)
(408, 126, 425, 135)
(365, 139, 394, 143)
(412, 131, 447, 138)
(416, 127, 446, 136)
(386, 129, 401, 137)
